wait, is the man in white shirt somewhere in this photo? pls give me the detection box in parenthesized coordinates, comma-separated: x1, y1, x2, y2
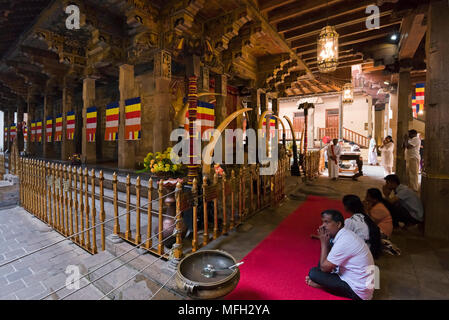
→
(306, 210, 375, 300)
(326, 139, 341, 180)
(383, 174, 424, 227)
(403, 130, 421, 192)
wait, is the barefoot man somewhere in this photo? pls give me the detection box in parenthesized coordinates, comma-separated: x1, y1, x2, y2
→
(306, 210, 375, 300)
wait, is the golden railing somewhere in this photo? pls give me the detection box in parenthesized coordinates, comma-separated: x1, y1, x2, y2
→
(17, 155, 289, 259)
(303, 150, 321, 180)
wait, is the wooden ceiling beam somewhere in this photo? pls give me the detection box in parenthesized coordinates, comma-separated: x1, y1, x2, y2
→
(398, 9, 427, 59)
(292, 21, 401, 50)
(286, 10, 398, 44)
(295, 25, 399, 53)
(258, 0, 297, 13)
(268, 0, 343, 24)
(278, 0, 379, 34)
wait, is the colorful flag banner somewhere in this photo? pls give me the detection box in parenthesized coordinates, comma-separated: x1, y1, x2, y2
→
(67, 111, 75, 140)
(10, 124, 16, 142)
(4, 127, 8, 143)
(125, 97, 141, 140)
(23, 123, 27, 143)
(46, 117, 53, 143)
(415, 83, 425, 115)
(55, 114, 63, 142)
(412, 95, 417, 118)
(86, 107, 97, 142)
(183, 99, 215, 139)
(36, 120, 43, 143)
(105, 102, 119, 141)
(31, 121, 36, 142)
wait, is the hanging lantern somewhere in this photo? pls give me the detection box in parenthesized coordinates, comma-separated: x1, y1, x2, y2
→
(317, 26, 339, 73)
(342, 83, 354, 103)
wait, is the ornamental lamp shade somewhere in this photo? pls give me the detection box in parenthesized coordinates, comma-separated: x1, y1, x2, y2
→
(317, 26, 339, 73)
(342, 83, 354, 103)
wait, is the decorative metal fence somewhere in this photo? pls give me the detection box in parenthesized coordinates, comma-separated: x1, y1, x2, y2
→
(16, 155, 290, 259)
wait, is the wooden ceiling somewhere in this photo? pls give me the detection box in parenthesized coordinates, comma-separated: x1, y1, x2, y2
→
(0, 0, 429, 109)
(258, 0, 428, 96)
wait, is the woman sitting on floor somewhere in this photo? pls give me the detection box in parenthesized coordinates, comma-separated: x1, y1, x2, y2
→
(342, 195, 382, 259)
(364, 188, 393, 239)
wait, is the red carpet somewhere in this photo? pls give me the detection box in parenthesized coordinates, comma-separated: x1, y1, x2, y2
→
(226, 195, 350, 300)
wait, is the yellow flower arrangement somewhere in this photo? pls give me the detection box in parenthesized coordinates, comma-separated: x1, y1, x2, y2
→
(142, 147, 185, 176)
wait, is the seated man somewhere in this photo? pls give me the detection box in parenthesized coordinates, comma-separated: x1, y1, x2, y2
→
(306, 210, 375, 300)
(382, 174, 424, 227)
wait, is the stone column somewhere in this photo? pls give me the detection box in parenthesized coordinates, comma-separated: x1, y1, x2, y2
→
(61, 81, 75, 161)
(43, 92, 55, 159)
(26, 94, 35, 155)
(214, 74, 228, 127)
(82, 77, 96, 164)
(395, 64, 412, 183)
(389, 92, 398, 172)
(17, 99, 24, 152)
(118, 64, 137, 169)
(421, 0, 449, 240)
(153, 51, 172, 154)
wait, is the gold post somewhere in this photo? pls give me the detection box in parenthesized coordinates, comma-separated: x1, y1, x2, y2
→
(43, 162, 48, 223)
(99, 171, 105, 251)
(84, 168, 90, 250)
(73, 166, 79, 242)
(174, 181, 183, 260)
(79, 167, 84, 246)
(63, 165, 69, 235)
(58, 164, 63, 232)
(53, 163, 59, 228)
(242, 167, 246, 217)
(202, 176, 209, 246)
(68, 165, 73, 236)
(256, 165, 261, 210)
(112, 172, 119, 235)
(135, 176, 141, 245)
(238, 169, 243, 225)
(157, 180, 164, 255)
(125, 174, 131, 240)
(230, 170, 235, 230)
(146, 178, 153, 250)
(51, 163, 56, 227)
(221, 172, 227, 235)
(90, 169, 97, 254)
(213, 173, 218, 240)
(192, 178, 198, 252)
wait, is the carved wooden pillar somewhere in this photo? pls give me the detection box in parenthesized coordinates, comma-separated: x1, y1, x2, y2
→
(153, 50, 172, 154)
(118, 64, 137, 169)
(82, 77, 96, 164)
(422, 0, 449, 240)
(214, 74, 227, 126)
(186, 54, 200, 184)
(62, 80, 75, 160)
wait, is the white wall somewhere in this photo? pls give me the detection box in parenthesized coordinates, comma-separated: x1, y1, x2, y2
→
(279, 93, 371, 141)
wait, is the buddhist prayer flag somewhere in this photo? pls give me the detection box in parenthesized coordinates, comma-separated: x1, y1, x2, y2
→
(31, 122, 36, 142)
(105, 102, 119, 141)
(183, 99, 215, 139)
(10, 124, 16, 142)
(55, 114, 63, 142)
(125, 97, 141, 140)
(46, 117, 53, 142)
(86, 107, 97, 142)
(67, 111, 75, 140)
(23, 124, 27, 143)
(415, 83, 425, 115)
(36, 120, 42, 143)
(412, 95, 417, 118)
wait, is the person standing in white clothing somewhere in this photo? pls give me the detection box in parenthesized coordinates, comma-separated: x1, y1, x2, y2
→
(379, 136, 394, 176)
(326, 138, 341, 180)
(368, 136, 378, 165)
(403, 130, 421, 192)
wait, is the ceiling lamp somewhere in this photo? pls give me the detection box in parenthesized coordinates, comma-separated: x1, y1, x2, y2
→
(342, 83, 354, 103)
(317, 26, 339, 73)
